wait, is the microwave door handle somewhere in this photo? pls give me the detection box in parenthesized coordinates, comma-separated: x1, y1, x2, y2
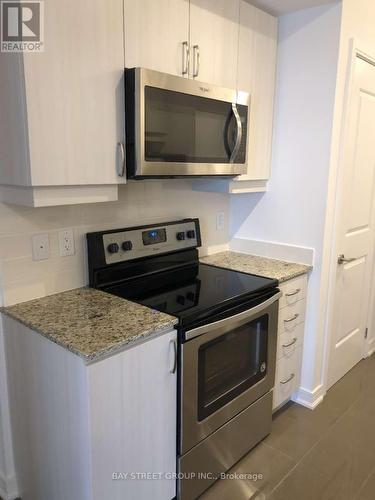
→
(230, 103, 242, 163)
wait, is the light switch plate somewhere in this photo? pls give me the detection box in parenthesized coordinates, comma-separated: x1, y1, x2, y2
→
(32, 233, 50, 261)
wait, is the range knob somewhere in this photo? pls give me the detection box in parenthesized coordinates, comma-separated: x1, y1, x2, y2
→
(186, 230, 196, 239)
(176, 232, 186, 241)
(122, 240, 133, 251)
(107, 243, 119, 254)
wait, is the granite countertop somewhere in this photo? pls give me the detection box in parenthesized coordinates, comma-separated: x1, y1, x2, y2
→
(201, 251, 312, 283)
(1, 288, 177, 363)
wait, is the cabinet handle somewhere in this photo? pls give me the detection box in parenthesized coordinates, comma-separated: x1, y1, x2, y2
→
(284, 313, 299, 323)
(117, 142, 126, 177)
(280, 373, 295, 385)
(282, 337, 298, 348)
(285, 288, 301, 297)
(192, 44, 200, 78)
(170, 339, 177, 374)
(182, 41, 189, 75)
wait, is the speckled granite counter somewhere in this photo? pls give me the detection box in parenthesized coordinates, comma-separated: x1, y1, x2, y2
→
(201, 251, 311, 283)
(1, 288, 177, 363)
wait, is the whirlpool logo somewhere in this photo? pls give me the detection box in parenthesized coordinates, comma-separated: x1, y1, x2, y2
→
(199, 86, 210, 93)
(1, 1, 44, 52)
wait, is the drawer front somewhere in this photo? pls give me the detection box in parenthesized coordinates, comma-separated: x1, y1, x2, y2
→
(277, 322, 305, 360)
(279, 275, 307, 308)
(278, 299, 305, 333)
(273, 346, 302, 410)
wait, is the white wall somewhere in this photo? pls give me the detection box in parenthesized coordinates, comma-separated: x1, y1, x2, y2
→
(0, 180, 230, 497)
(0, 180, 230, 307)
(230, 2, 342, 401)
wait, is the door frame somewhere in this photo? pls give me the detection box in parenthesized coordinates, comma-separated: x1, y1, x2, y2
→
(321, 39, 375, 391)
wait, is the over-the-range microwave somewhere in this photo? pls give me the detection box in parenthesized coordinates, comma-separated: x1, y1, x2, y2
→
(124, 67, 250, 178)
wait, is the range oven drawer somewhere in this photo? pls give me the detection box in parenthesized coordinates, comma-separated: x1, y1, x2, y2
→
(178, 390, 273, 500)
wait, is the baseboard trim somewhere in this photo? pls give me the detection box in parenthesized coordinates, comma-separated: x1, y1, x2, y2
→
(0, 471, 19, 500)
(292, 384, 326, 409)
(229, 237, 314, 266)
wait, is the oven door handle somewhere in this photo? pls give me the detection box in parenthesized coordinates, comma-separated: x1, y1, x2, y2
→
(185, 291, 282, 341)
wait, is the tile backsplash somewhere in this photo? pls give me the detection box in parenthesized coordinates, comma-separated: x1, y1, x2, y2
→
(0, 180, 230, 306)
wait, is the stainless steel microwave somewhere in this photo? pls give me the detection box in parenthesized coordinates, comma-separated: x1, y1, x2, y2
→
(125, 68, 250, 178)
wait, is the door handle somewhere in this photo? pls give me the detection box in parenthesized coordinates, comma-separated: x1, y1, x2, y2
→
(230, 103, 243, 163)
(170, 339, 177, 374)
(192, 44, 200, 78)
(117, 142, 126, 177)
(182, 41, 189, 75)
(338, 254, 356, 264)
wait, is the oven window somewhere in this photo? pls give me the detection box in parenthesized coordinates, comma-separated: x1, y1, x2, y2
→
(144, 86, 247, 164)
(198, 315, 268, 421)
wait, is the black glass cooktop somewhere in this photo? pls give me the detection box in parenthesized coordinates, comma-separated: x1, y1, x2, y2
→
(104, 262, 278, 329)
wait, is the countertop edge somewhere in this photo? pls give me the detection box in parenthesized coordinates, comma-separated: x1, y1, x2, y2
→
(278, 267, 312, 283)
(1, 308, 178, 363)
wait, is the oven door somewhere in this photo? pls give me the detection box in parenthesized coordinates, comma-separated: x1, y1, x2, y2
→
(180, 292, 280, 455)
(125, 67, 249, 178)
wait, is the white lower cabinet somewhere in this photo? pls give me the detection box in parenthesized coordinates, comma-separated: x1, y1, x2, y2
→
(3, 316, 177, 500)
(273, 275, 308, 410)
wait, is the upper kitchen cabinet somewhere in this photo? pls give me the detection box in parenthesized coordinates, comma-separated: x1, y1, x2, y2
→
(0, 0, 125, 207)
(123, 0, 190, 76)
(193, 1, 278, 194)
(189, 0, 240, 88)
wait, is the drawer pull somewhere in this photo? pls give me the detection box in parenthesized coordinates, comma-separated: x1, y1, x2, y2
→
(285, 288, 301, 297)
(280, 373, 295, 385)
(284, 313, 299, 323)
(282, 337, 297, 348)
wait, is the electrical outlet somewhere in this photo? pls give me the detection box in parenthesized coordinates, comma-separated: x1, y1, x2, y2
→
(58, 229, 75, 257)
(32, 233, 50, 261)
(216, 212, 225, 231)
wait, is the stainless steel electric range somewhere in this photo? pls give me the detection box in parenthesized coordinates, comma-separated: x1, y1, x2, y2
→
(87, 218, 281, 500)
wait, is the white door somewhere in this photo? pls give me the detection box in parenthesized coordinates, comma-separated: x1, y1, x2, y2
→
(328, 56, 375, 387)
(124, 0, 190, 77)
(189, 0, 240, 88)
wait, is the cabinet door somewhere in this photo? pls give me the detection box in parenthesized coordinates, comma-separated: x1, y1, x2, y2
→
(88, 330, 177, 500)
(189, 0, 240, 88)
(124, 0, 190, 76)
(22, 0, 125, 186)
(237, 1, 277, 181)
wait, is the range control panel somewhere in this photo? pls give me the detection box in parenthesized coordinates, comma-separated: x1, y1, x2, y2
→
(100, 219, 200, 265)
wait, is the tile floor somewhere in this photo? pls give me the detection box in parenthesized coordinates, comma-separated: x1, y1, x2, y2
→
(201, 354, 375, 500)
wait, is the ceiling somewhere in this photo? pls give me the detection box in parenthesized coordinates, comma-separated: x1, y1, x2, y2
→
(247, 0, 339, 16)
